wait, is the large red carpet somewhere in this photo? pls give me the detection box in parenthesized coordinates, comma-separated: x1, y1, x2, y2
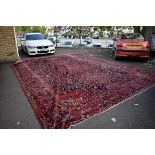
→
(13, 54, 155, 128)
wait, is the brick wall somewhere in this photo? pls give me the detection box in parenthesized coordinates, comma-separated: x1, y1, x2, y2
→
(0, 26, 18, 62)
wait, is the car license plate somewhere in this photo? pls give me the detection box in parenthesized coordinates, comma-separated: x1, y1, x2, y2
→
(127, 45, 141, 49)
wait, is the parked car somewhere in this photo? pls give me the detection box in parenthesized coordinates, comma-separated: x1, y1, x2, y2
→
(48, 36, 60, 44)
(93, 33, 99, 39)
(92, 43, 102, 48)
(76, 42, 87, 48)
(108, 42, 114, 48)
(61, 40, 76, 47)
(21, 33, 55, 56)
(56, 37, 60, 43)
(84, 37, 92, 44)
(48, 36, 56, 44)
(16, 34, 24, 46)
(113, 33, 150, 60)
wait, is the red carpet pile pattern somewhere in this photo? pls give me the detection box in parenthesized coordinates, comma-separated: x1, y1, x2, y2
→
(13, 54, 155, 128)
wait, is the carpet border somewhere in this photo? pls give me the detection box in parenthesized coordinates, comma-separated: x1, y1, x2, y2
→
(70, 83, 155, 128)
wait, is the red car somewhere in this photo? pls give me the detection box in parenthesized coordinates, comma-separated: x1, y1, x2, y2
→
(113, 33, 150, 60)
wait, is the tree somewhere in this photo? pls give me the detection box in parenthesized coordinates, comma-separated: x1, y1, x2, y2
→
(133, 26, 141, 33)
(31, 26, 47, 34)
(98, 26, 113, 32)
(15, 26, 47, 34)
(15, 26, 31, 34)
(62, 26, 92, 38)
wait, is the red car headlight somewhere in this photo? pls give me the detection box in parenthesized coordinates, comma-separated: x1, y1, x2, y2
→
(146, 43, 150, 48)
(143, 42, 150, 49)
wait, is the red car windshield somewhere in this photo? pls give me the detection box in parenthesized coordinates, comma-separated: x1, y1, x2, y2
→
(120, 33, 144, 40)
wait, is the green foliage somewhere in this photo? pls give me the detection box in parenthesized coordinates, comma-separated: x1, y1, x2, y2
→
(31, 26, 47, 34)
(15, 26, 31, 34)
(63, 34, 67, 38)
(98, 26, 113, 31)
(15, 26, 47, 34)
(99, 32, 103, 37)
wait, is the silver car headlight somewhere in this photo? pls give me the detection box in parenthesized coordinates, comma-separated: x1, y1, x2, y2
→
(27, 45, 36, 49)
(49, 44, 54, 47)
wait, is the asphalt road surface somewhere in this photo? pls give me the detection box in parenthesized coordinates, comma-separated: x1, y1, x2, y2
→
(19, 46, 155, 70)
